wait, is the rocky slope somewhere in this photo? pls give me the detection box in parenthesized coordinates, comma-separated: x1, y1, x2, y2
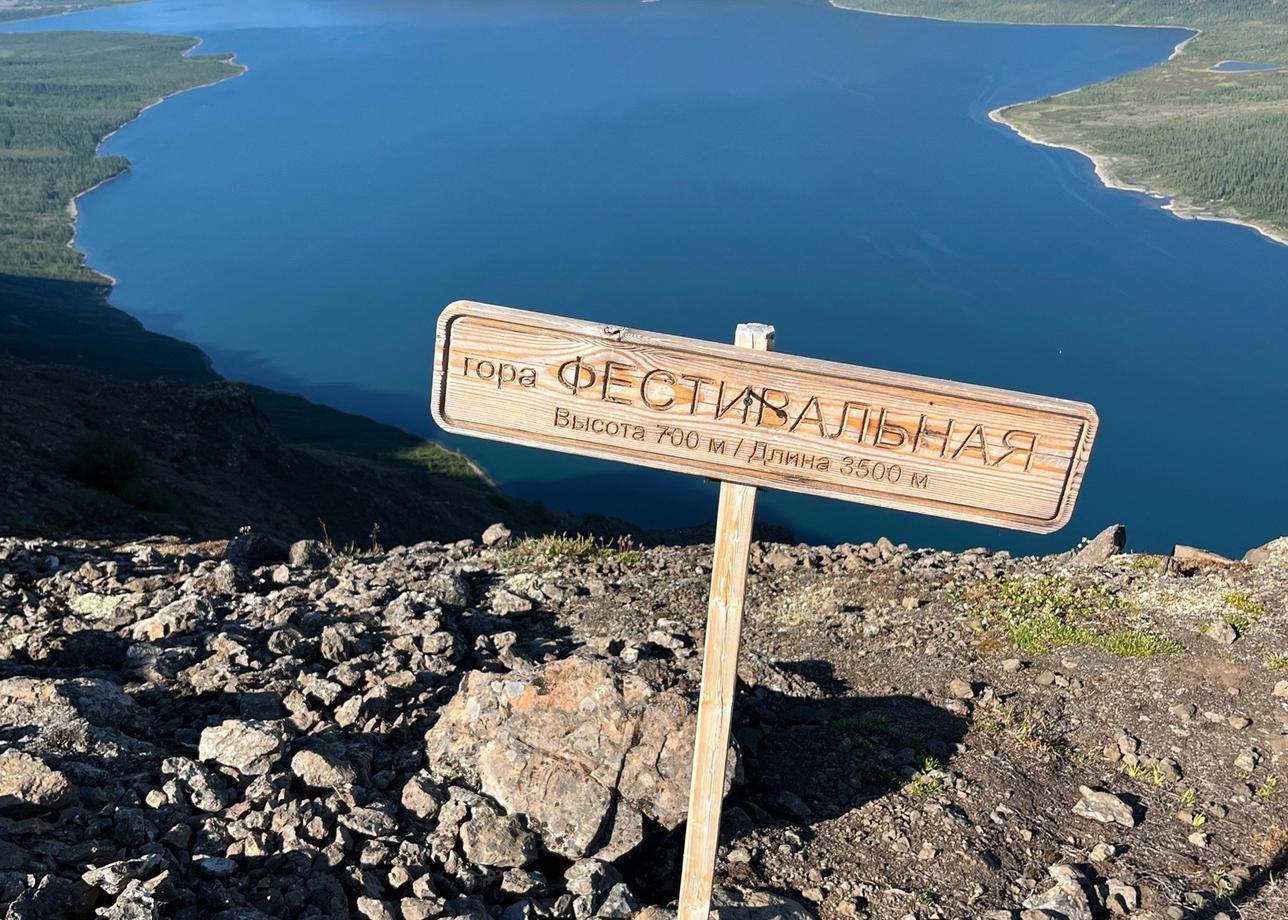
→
(1, 526, 1286, 920)
(0, 354, 574, 548)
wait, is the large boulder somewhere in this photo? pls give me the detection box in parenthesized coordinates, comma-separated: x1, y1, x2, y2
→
(424, 656, 725, 860)
(198, 719, 289, 776)
(1244, 536, 1288, 567)
(0, 677, 144, 755)
(0, 750, 75, 816)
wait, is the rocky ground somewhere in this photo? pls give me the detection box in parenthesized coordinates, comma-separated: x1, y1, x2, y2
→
(1, 525, 1286, 920)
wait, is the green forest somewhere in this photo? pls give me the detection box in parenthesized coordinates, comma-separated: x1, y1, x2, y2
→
(0, 31, 239, 280)
(0, 1, 138, 25)
(842, 1, 1288, 240)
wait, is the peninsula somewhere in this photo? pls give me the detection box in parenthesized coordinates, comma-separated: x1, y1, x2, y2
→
(838, 1, 1288, 246)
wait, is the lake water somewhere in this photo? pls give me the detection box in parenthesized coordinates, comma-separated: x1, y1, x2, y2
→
(9, 0, 1287, 555)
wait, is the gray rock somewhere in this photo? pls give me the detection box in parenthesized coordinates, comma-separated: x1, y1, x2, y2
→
(490, 589, 533, 616)
(131, 597, 214, 641)
(425, 657, 725, 860)
(429, 571, 472, 608)
(401, 774, 442, 820)
(1072, 786, 1139, 827)
(290, 748, 356, 791)
(1172, 544, 1234, 568)
(1205, 619, 1239, 645)
(81, 854, 163, 896)
(594, 883, 640, 919)
(160, 756, 233, 812)
(0, 750, 75, 816)
(224, 533, 288, 569)
(460, 812, 538, 868)
(356, 897, 397, 920)
(709, 888, 814, 920)
(1072, 524, 1126, 566)
(212, 561, 250, 595)
(193, 855, 238, 878)
(339, 805, 398, 837)
(1234, 748, 1260, 772)
(1024, 876, 1093, 920)
(565, 859, 621, 911)
(2, 874, 96, 920)
(98, 879, 159, 920)
(500, 869, 546, 896)
(1242, 536, 1288, 567)
(198, 719, 288, 775)
(947, 678, 976, 700)
(482, 523, 513, 547)
(289, 539, 333, 568)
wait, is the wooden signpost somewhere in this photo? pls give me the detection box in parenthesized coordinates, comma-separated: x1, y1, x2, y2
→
(431, 300, 1098, 918)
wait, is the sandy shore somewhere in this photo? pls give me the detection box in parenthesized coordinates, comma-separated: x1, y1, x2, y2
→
(63, 35, 249, 286)
(833, 3, 1287, 249)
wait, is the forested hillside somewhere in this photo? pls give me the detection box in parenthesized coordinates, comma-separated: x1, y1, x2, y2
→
(841, 1, 1288, 242)
(0, 0, 136, 24)
(0, 31, 239, 279)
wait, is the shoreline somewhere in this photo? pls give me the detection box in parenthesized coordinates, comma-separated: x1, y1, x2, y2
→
(64, 34, 249, 286)
(987, 103, 1288, 250)
(833, 3, 1287, 249)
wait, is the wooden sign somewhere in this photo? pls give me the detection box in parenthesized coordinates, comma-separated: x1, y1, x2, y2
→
(432, 301, 1096, 532)
(430, 300, 1098, 920)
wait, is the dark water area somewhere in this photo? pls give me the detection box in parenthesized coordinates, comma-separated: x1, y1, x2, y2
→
(8, 0, 1286, 554)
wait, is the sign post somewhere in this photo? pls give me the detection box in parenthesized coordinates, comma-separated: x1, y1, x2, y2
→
(676, 323, 773, 920)
(431, 300, 1097, 918)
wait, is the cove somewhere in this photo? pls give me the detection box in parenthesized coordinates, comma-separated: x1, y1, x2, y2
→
(7, 0, 1286, 555)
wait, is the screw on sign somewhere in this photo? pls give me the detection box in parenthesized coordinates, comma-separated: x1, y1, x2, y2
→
(431, 300, 1098, 918)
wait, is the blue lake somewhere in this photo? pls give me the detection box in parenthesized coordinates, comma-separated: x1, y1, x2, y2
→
(8, 0, 1287, 555)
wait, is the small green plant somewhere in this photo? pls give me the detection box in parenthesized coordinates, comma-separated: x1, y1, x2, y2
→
(1257, 775, 1280, 798)
(1179, 788, 1198, 808)
(960, 576, 1181, 658)
(1212, 872, 1236, 899)
(1097, 630, 1185, 657)
(1267, 655, 1288, 672)
(907, 759, 947, 798)
(500, 533, 642, 568)
(1121, 761, 1148, 780)
(1148, 764, 1168, 787)
(913, 890, 938, 907)
(1223, 592, 1269, 635)
(1225, 592, 1270, 620)
(1191, 812, 1208, 827)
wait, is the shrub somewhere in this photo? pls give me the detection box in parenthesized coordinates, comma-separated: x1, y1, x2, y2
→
(68, 432, 143, 496)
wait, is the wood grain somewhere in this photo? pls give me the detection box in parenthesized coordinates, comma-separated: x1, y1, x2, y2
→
(676, 324, 771, 920)
(431, 301, 1098, 533)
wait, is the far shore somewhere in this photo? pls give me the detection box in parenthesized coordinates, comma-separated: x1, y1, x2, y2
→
(833, 2, 1286, 250)
(987, 103, 1288, 250)
(63, 34, 249, 286)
